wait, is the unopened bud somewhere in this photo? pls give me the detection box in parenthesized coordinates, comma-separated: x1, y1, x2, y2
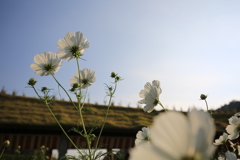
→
(200, 94, 207, 100)
(41, 87, 48, 92)
(28, 78, 37, 86)
(115, 76, 121, 81)
(3, 140, 10, 148)
(111, 72, 116, 78)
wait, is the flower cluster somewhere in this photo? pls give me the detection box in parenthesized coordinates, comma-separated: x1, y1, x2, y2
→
(29, 31, 121, 160)
(130, 109, 216, 160)
(211, 113, 240, 160)
(132, 79, 240, 160)
(30, 31, 96, 91)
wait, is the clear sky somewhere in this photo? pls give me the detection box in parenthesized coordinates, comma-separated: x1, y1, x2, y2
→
(1, 0, 240, 111)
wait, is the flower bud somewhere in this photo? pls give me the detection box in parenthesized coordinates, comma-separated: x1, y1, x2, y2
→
(200, 94, 207, 100)
(3, 140, 10, 148)
(28, 78, 37, 86)
(41, 87, 48, 92)
(111, 72, 116, 78)
(115, 76, 121, 81)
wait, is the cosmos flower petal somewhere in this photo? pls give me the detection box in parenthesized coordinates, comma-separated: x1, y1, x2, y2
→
(227, 126, 239, 140)
(188, 109, 216, 158)
(138, 80, 161, 113)
(64, 32, 75, 46)
(151, 111, 190, 159)
(70, 68, 96, 89)
(69, 76, 78, 85)
(214, 132, 229, 145)
(57, 31, 89, 61)
(225, 151, 237, 160)
(135, 127, 150, 146)
(30, 51, 62, 76)
(130, 109, 216, 160)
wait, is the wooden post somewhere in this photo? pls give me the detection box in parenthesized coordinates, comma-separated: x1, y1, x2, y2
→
(58, 135, 68, 160)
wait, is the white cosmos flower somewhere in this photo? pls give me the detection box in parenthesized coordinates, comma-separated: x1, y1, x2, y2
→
(225, 151, 238, 160)
(57, 31, 89, 61)
(129, 109, 216, 160)
(135, 127, 150, 146)
(229, 116, 239, 125)
(70, 68, 96, 89)
(226, 116, 240, 140)
(235, 112, 240, 118)
(138, 80, 161, 113)
(213, 132, 228, 145)
(30, 51, 62, 76)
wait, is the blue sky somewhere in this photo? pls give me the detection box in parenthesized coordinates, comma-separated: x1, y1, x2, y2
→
(1, 0, 240, 111)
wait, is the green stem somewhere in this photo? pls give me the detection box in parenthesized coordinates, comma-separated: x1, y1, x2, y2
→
(44, 100, 84, 157)
(0, 147, 5, 158)
(31, 86, 84, 157)
(95, 82, 117, 150)
(75, 58, 92, 160)
(158, 101, 167, 112)
(204, 99, 212, 114)
(76, 58, 82, 97)
(51, 74, 78, 110)
(78, 99, 92, 160)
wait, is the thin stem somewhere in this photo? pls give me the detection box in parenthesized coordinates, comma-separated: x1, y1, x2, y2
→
(51, 74, 78, 110)
(31, 86, 84, 157)
(95, 82, 117, 150)
(0, 147, 5, 159)
(204, 99, 212, 114)
(76, 58, 82, 97)
(158, 101, 167, 112)
(75, 58, 92, 160)
(44, 99, 84, 157)
(80, 87, 89, 109)
(78, 98, 92, 160)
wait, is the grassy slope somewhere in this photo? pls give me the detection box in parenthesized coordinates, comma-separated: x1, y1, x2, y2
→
(0, 94, 232, 133)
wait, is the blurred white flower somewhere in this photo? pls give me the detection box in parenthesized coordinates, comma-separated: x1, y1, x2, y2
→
(226, 116, 240, 140)
(135, 127, 150, 146)
(30, 51, 62, 76)
(229, 116, 239, 125)
(129, 109, 216, 160)
(70, 68, 96, 89)
(218, 155, 226, 160)
(214, 132, 228, 145)
(57, 31, 89, 61)
(225, 151, 238, 160)
(138, 80, 161, 113)
(235, 112, 240, 118)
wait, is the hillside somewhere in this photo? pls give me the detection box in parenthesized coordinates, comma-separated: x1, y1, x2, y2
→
(216, 100, 240, 112)
(0, 93, 235, 134)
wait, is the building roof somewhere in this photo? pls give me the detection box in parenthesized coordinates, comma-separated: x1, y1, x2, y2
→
(0, 94, 232, 136)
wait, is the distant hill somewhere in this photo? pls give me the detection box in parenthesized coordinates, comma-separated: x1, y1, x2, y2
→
(215, 100, 240, 113)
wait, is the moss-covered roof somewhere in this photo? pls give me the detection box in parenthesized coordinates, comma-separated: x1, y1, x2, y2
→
(0, 94, 232, 135)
